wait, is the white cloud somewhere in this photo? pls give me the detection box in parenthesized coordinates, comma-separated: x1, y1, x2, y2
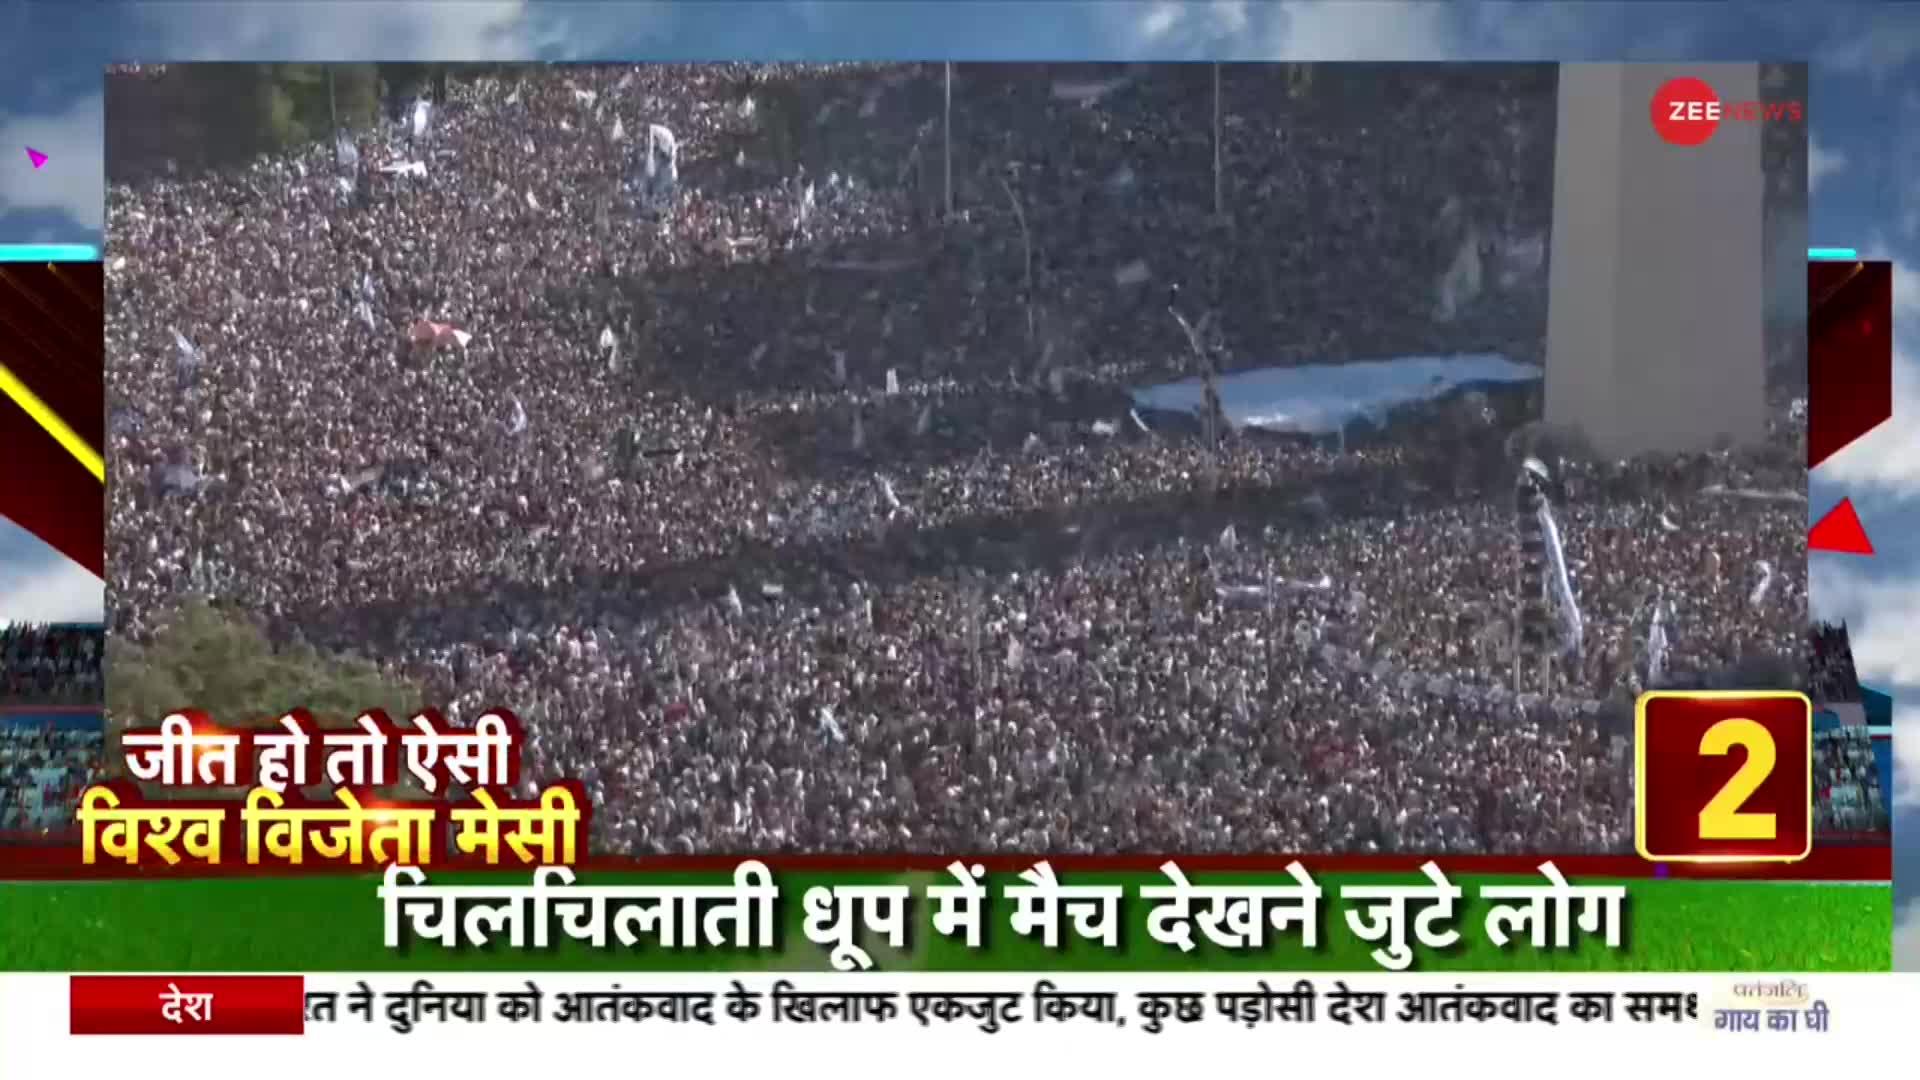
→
(1808, 136, 1847, 195)
(0, 92, 103, 233)
(1105, 0, 1459, 60)
(129, 2, 534, 61)
(1810, 247, 1920, 490)
(1266, 2, 1459, 59)
(1135, 2, 1186, 43)
(0, 557, 102, 625)
(1898, 899, 1920, 970)
(1818, 9, 1920, 81)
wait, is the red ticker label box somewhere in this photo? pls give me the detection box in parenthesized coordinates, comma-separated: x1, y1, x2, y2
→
(1636, 691, 1812, 863)
(69, 975, 305, 1035)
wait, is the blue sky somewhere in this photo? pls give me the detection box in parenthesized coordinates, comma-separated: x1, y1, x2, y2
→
(0, 0, 1915, 953)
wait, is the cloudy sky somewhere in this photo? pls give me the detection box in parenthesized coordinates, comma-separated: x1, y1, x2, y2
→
(1, 0, 1916, 950)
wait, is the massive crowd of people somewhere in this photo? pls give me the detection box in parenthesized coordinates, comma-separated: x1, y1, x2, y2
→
(106, 63, 1807, 854)
(0, 625, 104, 706)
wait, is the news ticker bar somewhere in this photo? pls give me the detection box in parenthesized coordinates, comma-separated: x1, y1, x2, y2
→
(61, 973, 1819, 1037)
(8, 974, 1888, 1077)
(0, 244, 99, 262)
(1809, 247, 1859, 260)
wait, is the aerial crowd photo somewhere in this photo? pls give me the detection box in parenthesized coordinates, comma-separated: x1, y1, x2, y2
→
(91, 61, 1814, 856)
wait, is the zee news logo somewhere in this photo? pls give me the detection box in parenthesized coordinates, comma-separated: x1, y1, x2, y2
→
(1650, 76, 1804, 147)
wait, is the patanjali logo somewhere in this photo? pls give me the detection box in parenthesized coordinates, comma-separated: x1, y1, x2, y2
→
(1650, 76, 1805, 146)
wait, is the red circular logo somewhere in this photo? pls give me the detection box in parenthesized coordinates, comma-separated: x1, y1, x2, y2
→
(1650, 76, 1720, 146)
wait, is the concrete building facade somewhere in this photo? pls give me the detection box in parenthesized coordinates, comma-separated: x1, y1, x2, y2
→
(1545, 63, 1767, 458)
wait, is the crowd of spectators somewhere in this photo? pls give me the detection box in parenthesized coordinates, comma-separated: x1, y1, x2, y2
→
(1814, 726, 1887, 835)
(0, 624, 104, 706)
(0, 719, 103, 838)
(106, 63, 1807, 854)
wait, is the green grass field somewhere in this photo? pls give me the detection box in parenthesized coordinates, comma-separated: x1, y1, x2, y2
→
(0, 871, 1890, 972)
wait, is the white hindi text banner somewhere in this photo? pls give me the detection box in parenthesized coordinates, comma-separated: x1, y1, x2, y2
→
(0, 973, 1897, 1077)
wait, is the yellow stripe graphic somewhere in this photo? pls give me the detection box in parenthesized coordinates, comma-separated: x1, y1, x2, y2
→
(0, 359, 104, 482)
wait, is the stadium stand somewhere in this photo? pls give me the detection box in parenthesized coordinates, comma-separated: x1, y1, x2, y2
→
(0, 709, 104, 841)
(1810, 623, 1890, 839)
(0, 624, 104, 706)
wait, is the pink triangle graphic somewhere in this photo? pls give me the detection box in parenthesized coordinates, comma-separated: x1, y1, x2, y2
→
(25, 148, 46, 169)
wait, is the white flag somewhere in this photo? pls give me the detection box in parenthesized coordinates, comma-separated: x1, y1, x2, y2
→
(1647, 599, 1669, 685)
(610, 116, 626, 142)
(411, 100, 431, 139)
(831, 351, 847, 385)
(647, 124, 678, 166)
(1536, 501, 1584, 658)
(1749, 560, 1774, 609)
(885, 368, 899, 395)
(1114, 259, 1151, 287)
(170, 327, 198, 365)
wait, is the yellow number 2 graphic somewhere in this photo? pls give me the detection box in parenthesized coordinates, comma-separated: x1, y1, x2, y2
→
(1697, 718, 1777, 841)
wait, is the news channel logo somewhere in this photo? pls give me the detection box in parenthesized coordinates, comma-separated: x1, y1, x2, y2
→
(1649, 75, 1804, 147)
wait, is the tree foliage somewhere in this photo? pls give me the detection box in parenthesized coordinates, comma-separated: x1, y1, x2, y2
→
(108, 601, 420, 737)
(108, 602, 429, 797)
(105, 63, 626, 180)
(106, 63, 415, 179)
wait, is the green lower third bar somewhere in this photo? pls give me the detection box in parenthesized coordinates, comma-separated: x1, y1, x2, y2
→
(0, 244, 99, 262)
(1809, 247, 1860, 260)
(0, 871, 1890, 972)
